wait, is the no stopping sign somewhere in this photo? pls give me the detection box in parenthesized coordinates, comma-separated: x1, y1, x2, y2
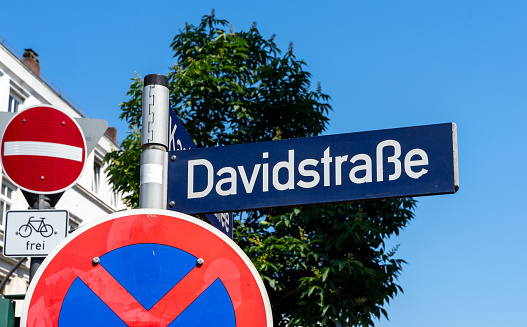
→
(21, 209, 273, 326)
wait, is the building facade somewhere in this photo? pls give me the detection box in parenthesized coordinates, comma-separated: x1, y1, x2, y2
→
(0, 38, 127, 316)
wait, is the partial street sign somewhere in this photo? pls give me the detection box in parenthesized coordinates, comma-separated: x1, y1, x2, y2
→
(168, 107, 195, 152)
(167, 123, 459, 214)
(3, 210, 69, 257)
(21, 209, 272, 327)
(0, 106, 87, 194)
(168, 108, 234, 238)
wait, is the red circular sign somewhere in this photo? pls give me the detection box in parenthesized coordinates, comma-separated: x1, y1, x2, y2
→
(0, 105, 86, 194)
(21, 209, 272, 327)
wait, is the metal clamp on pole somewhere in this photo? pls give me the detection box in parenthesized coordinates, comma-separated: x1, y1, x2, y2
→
(140, 74, 169, 209)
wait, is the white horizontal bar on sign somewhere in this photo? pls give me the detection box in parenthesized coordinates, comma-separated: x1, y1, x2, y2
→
(3, 141, 84, 162)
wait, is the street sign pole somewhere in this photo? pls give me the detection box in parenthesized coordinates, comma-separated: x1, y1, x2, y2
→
(139, 74, 169, 210)
(28, 194, 50, 283)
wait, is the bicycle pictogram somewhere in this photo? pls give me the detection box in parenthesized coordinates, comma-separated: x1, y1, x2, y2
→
(17, 217, 54, 238)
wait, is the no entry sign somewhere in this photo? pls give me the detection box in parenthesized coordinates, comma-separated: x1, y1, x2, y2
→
(21, 209, 272, 327)
(0, 105, 87, 194)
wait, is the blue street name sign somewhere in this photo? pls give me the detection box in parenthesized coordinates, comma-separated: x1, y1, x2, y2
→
(167, 123, 458, 215)
(168, 108, 233, 238)
(168, 108, 195, 152)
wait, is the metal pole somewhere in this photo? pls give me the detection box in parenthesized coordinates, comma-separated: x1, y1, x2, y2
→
(140, 74, 169, 209)
(28, 194, 51, 282)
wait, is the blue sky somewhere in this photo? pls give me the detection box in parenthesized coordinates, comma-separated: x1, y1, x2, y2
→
(2, 1, 526, 326)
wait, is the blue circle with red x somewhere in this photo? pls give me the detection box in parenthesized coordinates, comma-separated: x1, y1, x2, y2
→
(58, 243, 236, 326)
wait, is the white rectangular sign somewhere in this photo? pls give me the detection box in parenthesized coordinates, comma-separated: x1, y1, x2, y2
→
(3, 210, 69, 257)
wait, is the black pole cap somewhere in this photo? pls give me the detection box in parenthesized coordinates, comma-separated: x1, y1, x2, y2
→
(144, 74, 168, 87)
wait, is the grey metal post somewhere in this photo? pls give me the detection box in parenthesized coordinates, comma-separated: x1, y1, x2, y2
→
(140, 74, 169, 209)
(28, 194, 51, 282)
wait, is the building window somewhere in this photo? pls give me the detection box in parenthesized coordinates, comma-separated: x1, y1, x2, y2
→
(0, 183, 14, 226)
(110, 190, 116, 207)
(68, 214, 82, 234)
(110, 190, 120, 208)
(92, 161, 101, 194)
(69, 219, 79, 234)
(8, 93, 21, 113)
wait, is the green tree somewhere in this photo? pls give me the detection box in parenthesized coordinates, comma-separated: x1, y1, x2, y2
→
(105, 11, 415, 327)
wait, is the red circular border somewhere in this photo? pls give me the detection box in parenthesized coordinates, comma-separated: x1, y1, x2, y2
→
(21, 210, 272, 326)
